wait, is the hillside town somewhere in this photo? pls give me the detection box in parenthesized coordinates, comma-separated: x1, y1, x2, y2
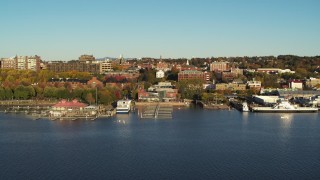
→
(0, 54, 320, 116)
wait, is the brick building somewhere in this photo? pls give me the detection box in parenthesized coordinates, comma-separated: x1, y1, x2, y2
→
(46, 61, 100, 74)
(1, 55, 41, 71)
(178, 70, 210, 82)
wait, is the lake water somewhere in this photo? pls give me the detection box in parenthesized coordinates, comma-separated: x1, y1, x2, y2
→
(1, 108, 320, 179)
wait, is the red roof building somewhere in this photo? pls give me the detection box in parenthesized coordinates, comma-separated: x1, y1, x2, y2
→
(52, 99, 87, 110)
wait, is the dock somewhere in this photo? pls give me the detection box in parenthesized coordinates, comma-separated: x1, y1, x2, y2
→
(141, 103, 173, 119)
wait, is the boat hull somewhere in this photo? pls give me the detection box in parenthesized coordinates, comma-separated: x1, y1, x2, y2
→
(116, 109, 130, 114)
(252, 108, 318, 113)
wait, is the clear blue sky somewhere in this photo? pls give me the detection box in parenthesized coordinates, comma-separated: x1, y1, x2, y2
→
(1, 0, 319, 60)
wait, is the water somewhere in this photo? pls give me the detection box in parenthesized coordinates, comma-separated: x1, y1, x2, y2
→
(1, 109, 320, 179)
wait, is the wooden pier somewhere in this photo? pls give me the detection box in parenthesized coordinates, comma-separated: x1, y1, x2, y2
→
(141, 103, 173, 119)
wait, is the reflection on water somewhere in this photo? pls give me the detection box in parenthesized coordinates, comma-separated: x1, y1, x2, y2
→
(279, 113, 294, 129)
(0, 111, 320, 180)
(242, 112, 249, 125)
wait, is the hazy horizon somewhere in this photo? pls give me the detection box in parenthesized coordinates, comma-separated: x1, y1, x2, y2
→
(1, 0, 320, 61)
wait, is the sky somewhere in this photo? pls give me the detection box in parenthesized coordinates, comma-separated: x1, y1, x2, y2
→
(0, 0, 319, 60)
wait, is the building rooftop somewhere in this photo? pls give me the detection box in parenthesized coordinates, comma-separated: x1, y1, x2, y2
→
(53, 99, 87, 108)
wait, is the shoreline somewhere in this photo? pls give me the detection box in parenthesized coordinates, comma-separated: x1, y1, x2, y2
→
(135, 102, 188, 107)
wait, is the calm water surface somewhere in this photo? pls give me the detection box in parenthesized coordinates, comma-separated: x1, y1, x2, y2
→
(1, 109, 320, 179)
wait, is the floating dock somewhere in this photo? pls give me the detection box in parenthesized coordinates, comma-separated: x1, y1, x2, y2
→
(141, 103, 173, 119)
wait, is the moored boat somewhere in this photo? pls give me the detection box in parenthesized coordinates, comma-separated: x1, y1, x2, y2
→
(252, 100, 318, 113)
(116, 100, 132, 114)
(242, 102, 249, 112)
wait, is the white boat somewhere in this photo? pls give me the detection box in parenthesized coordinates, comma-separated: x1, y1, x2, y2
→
(252, 100, 318, 113)
(242, 102, 249, 112)
(116, 100, 132, 114)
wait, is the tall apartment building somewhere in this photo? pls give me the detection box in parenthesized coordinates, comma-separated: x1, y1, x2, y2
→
(100, 60, 113, 73)
(1, 57, 16, 69)
(210, 61, 229, 72)
(27, 56, 41, 71)
(0, 55, 41, 71)
(46, 61, 100, 74)
(16, 56, 27, 70)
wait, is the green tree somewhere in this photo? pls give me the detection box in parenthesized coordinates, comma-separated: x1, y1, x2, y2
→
(14, 85, 29, 99)
(44, 87, 58, 99)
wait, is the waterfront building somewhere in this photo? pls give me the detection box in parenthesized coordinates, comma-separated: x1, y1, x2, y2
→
(139, 82, 178, 102)
(50, 99, 88, 117)
(138, 89, 160, 102)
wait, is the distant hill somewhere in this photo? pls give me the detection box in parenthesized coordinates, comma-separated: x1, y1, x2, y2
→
(96, 57, 137, 61)
(95, 57, 117, 61)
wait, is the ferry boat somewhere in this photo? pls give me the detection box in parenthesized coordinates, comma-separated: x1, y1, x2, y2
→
(116, 100, 132, 114)
(242, 102, 249, 112)
(251, 100, 318, 113)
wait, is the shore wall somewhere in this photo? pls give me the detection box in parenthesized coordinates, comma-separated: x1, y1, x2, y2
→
(135, 102, 188, 107)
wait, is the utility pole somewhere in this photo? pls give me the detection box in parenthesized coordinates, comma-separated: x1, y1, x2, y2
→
(96, 86, 98, 106)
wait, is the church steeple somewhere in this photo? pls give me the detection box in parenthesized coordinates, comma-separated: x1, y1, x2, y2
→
(186, 59, 189, 66)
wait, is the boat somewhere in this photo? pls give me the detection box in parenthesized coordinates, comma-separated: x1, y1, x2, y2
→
(251, 99, 318, 113)
(242, 102, 249, 112)
(116, 100, 132, 114)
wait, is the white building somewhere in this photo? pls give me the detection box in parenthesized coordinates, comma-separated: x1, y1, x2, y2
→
(257, 68, 295, 74)
(279, 69, 295, 74)
(27, 56, 40, 71)
(17, 56, 27, 70)
(289, 80, 303, 90)
(247, 79, 262, 89)
(156, 70, 165, 78)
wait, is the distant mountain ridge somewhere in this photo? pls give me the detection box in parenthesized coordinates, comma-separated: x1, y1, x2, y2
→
(95, 57, 117, 61)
